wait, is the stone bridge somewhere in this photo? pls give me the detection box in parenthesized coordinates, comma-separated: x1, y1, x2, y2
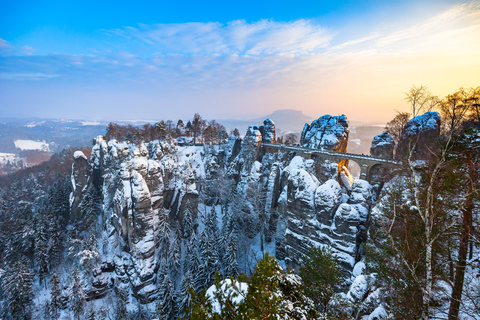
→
(261, 143, 401, 182)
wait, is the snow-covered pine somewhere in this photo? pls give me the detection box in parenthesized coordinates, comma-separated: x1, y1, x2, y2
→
(157, 264, 178, 320)
(76, 231, 100, 275)
(49, 272, 62, 319)
(47, 214, 64, 269)
(157, 209, 171, 259)
(0, 261, 34, 319)
(168, 229, 181, 279)
(34, 228, 49, 288)
(114, 288, 129, 320)
(224, 231, 239, 277)
(70, 267, 86, 319)
(181, 203, 194, 239)
(178, 270, 194, 315)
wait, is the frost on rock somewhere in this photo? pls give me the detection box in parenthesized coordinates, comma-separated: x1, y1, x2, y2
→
(348, 179, 373, 222)
(347, 274, 369, 302)
(368, 305, 388, 320)
(280, 156, 362, 274)
(352, 261, 366, 277)
(397, 111, 441, 159)
(370, 132, 394, 158)
(315, 179, 342, 224)
(73, 150, 88, 160)
(300, 114, 349, 151)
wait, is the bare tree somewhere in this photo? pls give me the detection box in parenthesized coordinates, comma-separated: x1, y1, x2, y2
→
(404, 85, 439, 118)
(385, 111, 411, 143)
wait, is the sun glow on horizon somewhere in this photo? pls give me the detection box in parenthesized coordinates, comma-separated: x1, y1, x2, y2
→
(0, 1, 479, 123)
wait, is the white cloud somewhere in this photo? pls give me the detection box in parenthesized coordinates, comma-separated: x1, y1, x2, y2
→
(104, 19, 334, 56)
(1, 2, 480, 122)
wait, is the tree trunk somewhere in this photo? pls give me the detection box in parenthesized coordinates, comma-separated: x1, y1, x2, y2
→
(422, 236, 433, 320)
(448, 151, 474, 320)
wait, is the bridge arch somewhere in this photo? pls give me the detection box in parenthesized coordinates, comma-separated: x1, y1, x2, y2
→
(337, 158, 368, 182)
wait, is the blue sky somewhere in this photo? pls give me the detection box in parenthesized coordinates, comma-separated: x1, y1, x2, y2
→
(1, 0, 479, 122)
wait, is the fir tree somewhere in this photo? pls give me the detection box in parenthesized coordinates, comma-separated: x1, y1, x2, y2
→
(70, 267, 86, 320)
(47, 215, 64, 268)
(299, 246, 342, 313)
(182, 204, 194, 239)
(78, 184, 102, 228)
(76, 231, 100, 275)
(168, 229, 181, 279)
(158, 210, 170, 259)
(131, 303, 150, 320)
(35, 231, 49, 288)
(49, 272, 62, 319)
(178, 270, 194, 315)
(224, 231, 239, 278)
(114, 289, 129, 320)
(157, 264, 178, 320)
(0, 261, 34, 320)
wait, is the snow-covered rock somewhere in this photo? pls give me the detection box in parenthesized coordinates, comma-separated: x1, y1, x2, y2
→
(70, 149, 89, 219)
(300, 115, 349, 151)
(315, 179, 342, 224)
(370, 132, 394, 158)
(397, 111, 441, 159)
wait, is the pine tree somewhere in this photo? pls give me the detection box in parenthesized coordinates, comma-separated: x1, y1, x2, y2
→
(78, 184, 102, 228)
(47, 215, 64, 268)
(178, 271, 194, 315)
(70, 267, 86, 320)
(158, 210, 170, 259)
(157, 264, 178, 320)
(114, 289, 129, 320)
(168, 229, 181, 279)
(49, 272, 62, 319)
(224, 231, 239, 278)
(182, 204, 194, 239)
(131, 303, 150, 320)
(0, 261, 34, 320)
(35, 230, 49, 288)
(299, 246, 342, 313)
(76, 231, 100, 275)
(185, 233, 202, 292)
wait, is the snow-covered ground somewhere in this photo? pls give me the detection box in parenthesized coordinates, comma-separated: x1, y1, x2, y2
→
(14, 139, 50, 151)
(81, 121, 103, 126)
(0, 152, 19, 163)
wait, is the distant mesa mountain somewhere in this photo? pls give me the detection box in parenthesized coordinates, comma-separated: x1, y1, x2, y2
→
(220, 109, 314, 136)
(252, 109, 314, 134)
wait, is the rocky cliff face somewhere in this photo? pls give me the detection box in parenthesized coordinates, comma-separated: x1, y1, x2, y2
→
(300, 115, 349, 151)
(370, 132, 395, 158)
(397, 112, 441, 159)
(274, 156, 372, 274)
(70, 150, 90, 219)
(71, 137, 202, 302)
(70, 116, 377, 304)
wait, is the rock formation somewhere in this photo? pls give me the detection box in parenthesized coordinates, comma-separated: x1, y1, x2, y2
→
(70, 150, 89, 219)
(300, 115, 349, 151)
(396, 112, 441, 159)
(370, 132, 395, 158)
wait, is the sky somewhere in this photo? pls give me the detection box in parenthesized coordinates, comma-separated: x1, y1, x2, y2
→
(0, 0, 479, 123)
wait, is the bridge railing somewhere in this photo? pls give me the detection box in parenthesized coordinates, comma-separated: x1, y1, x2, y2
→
(261, 143, 400, 165)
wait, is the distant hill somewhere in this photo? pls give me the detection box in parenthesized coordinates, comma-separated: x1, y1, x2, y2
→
(220, 109, 315, 136)
(251, 109, 314, 134)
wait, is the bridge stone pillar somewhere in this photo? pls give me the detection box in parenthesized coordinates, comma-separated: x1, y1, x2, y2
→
(360, 163, 369, 180)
